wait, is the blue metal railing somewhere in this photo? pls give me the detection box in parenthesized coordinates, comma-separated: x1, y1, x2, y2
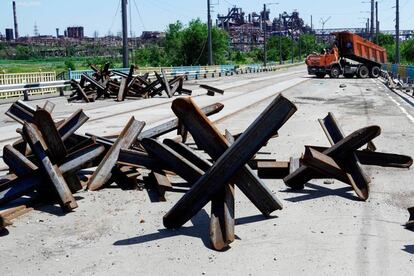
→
(68, 68, 131, 80)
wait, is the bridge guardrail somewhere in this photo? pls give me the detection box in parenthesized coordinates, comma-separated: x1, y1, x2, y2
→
(0, 62, 303, 100)
(382, 63, 414, 83)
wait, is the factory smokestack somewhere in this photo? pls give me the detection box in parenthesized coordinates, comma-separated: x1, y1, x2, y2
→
(13, 1, 19, 39)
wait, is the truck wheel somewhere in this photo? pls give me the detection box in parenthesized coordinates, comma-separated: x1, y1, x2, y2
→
(329, 67, 341, 78)
(316, 73, 326, 78)
(370, 66, 380, 78)
(358, 65, 369, 79)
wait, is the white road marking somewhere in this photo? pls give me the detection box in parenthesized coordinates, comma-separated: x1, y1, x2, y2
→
(386, 94, 414, 123)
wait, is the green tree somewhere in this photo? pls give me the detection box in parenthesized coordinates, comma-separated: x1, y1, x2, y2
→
(15, 45, 33, 59)
(401, 38, 414, 64)
(134, 44, 167, 67)
(376, 33, 395, 47)
(163, 19, 229, 65)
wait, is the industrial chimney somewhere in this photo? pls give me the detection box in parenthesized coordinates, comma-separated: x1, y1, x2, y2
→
(13, 1, 19, 39)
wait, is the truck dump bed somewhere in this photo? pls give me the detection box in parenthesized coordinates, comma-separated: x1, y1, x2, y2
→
(335, 32, 387, 65)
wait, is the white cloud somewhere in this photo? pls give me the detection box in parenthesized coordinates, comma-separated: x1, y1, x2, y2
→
(17, 1, 41, 7)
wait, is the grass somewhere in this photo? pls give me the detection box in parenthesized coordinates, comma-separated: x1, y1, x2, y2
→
(0, 57, 124, 74)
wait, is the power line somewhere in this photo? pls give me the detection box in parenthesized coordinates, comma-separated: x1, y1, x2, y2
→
(108, 0, 121, 34)
(132, 0, 146, 29)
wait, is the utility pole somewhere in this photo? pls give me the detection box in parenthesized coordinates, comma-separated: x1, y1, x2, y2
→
(311, 15, 313, 31)
(291, 33, 294, 64)
(207, 0, 213, 65)
(263, 4, 267, 67)
(375, 1, 379, 44)
(298, 35, 301, 61)
(370, 0, 375, 41)
(395, 0, 400, 64)
(12, 1, 19, 40)
(279, 14, 282, 64)
(121, 0, 129, 68)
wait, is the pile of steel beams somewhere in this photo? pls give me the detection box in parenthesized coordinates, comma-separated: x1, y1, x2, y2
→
(69, 63, 192, 103)
(257, 112, 413, 202)
(1, 95, 412, 251)
(0, 99, 223, 229)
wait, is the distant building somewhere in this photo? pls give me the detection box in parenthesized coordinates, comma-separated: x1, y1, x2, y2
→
(66, 26, 84, 39)
(5, 28, 14, 41)
(141, 31, 165, 40)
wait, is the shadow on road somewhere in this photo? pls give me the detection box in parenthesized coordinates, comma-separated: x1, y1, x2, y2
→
(402, 245, 414, 254)
(281, 183, 359, 202)
(113, 209, 277, 250)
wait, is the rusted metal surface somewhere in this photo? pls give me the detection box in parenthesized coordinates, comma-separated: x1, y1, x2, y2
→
(407, 207, 414, 230)
(141, 138, 204, 184)
(284, 126, 380, 200)
(88, 117, 145, 191)
(148, 170, 171, 201)
(3, 145, 38, 177)
(5, 100, 36, 124)
(58, 110, 89, 141)
(138, 103, 224, 140)
(69, 64, 191, 103)
(257, 161, 290, 179)
(308, 145, 413, 168)
(23, 123, 78, 211)
(0, 143, 104, 205)
(163, 95, 296, 229)
(117, 149, 160, 169)
(200, 84, 225, 96)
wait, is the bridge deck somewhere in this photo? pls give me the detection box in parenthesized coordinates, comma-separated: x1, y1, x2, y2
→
(0, 66, 413, 275)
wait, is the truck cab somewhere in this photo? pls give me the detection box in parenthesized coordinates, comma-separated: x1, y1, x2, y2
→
(306, 46, 340, 78)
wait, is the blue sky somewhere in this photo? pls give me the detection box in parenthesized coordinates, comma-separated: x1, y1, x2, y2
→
(0, 0, 413, 37)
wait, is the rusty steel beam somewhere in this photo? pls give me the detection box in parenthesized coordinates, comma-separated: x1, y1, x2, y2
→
(168, 96, 294, 220)
(34, 109, 68, 164)
(163, 139, 212, 171)
(318, 114, 373, 200)
(200, 84, 224, 96)
(41, 101, 55, 113)
(148, 170, 171, 201)
(146, 137, 234, 250)
(71, 80, 90, 103)
(209, 129, 235, 251)
(60, 144, 105, 174)
(117, 149, 160, 170)
(88, 117, 145, 191)
(0, 144, 104, 205)
(284, 126, 380, 200)
(161, 69, 172, 97)
(111, 166, 140, 190)
(257, 161, 290, 179)
(58, 110, 89, 141)
(22, 123, 77, 211)
(303, 147, 352, 185)
(308, 145, 413, 168)
(318, 112, 377, 151)
(117, 65, 135, 101)
(5, 100, 36, 124)
(164, 95, 296, 229)
(210, 181, 235, 251)
(33, 109, 83, 193)
(141, 138, 204, 184)
(138, 103, 224, 140)
(3, 145, 38, 177)
(407, 207, 414, 230)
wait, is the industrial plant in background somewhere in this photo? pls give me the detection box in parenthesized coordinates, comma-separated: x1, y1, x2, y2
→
(217, 7, 312, 52)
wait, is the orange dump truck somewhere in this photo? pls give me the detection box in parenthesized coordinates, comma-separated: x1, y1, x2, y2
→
(306, 31, 387, 78)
